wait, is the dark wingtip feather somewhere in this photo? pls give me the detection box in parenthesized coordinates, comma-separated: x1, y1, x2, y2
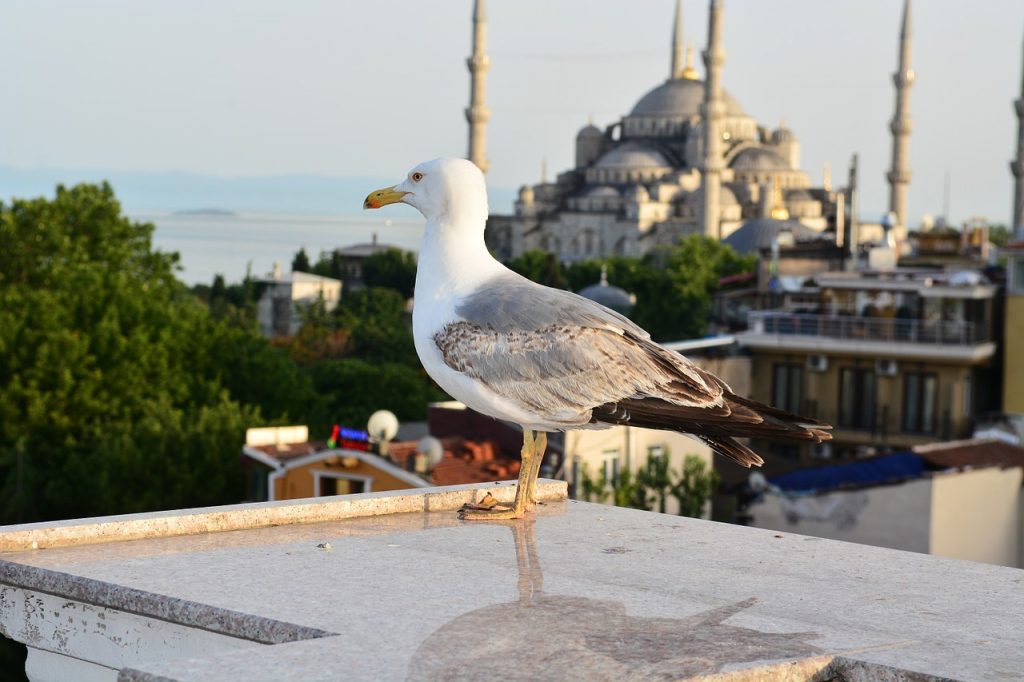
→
(700, 435, 764, 468)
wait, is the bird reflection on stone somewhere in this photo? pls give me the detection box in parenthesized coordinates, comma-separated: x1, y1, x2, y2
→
(407, 519, 821, 680)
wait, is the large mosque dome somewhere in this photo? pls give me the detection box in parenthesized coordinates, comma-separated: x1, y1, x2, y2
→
(629, 78, 745, 118)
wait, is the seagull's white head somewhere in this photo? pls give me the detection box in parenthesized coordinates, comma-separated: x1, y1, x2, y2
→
(363, 158, 487, 226)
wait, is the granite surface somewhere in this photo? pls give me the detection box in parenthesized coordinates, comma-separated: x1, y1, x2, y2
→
(0, 479, 567, 552)
(1, 482, 1022, 681)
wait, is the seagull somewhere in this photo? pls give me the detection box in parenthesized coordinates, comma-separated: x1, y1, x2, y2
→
(365, 158, 831, 520)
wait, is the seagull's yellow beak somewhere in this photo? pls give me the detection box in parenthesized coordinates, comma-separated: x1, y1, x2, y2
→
(363, 186, 408, 210)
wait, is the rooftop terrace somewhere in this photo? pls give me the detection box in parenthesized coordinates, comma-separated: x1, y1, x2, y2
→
(1, 482, 1021, 681)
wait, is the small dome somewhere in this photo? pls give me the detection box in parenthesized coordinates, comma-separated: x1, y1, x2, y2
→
(594, 142, 670, 169)
(682, 185, 739, 206)
(518, 184, 535, 203)
(730, 147, 790, 172)
(586, 185, 620, 198)
(577, 266, 636, 315)
(772, 125, 795, 143)
(629, 78, 745, 118)
(785, 188, 815, 202)
(723, 217, 820, 255)
(577, 123, 603, 139)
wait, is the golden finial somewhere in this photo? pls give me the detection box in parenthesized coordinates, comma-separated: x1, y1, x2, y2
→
(769, 177, 790, 220)
(681, 41, 699, 80)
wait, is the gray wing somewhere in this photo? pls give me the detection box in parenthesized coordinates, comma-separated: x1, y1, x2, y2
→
(442, 273, 831, 467)
(437, 289, 725, 427)
(455, 271, 650, 339)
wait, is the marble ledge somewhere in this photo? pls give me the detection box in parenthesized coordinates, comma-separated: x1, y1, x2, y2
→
(0, 478, 568, 552)
(0, 481, 1021, 682)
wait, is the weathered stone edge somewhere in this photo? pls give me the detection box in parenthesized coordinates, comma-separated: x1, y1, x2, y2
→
(0, 479, 568, 552)
(0, 562, 335, 644)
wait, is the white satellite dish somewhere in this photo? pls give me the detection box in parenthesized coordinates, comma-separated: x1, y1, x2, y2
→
(748, 471, 768, 493)
(366, 410, 399, 443)
(417, 436, 444, 467)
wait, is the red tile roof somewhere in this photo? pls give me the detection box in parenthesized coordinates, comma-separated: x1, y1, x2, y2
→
(388, 437, 522, 486)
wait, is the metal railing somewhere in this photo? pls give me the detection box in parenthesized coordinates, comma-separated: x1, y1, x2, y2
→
(746, 311, 988, 346)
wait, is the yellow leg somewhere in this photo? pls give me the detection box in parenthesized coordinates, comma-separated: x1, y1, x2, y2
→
(460, 430, 535, 520)
(525, 432, 547, 510)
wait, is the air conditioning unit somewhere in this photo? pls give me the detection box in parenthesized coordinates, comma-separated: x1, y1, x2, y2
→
(806, 355, 828, 373)
(876, 359, 898, 377)
(811, 442, 834, 459)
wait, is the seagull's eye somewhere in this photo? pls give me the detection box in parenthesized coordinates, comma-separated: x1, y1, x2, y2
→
(411, 172, 424, 182)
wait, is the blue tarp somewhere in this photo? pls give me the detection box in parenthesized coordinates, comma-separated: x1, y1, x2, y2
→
(769, 452, 924, 493)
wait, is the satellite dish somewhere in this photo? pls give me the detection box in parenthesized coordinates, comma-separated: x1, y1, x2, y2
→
(417, 436, 444, 467)
(748, 471, 768, 493)
(367, 410, 399, 442)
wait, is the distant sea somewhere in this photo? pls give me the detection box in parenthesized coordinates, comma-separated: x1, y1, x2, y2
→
(2, 164, 516, 286)
(133, 211, 426, 286)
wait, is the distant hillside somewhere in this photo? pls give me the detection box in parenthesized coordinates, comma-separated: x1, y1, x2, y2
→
(0, 165, 517, 215)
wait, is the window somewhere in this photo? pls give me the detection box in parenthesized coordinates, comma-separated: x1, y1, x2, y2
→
(839, 367, 876, 429)
(903, 372, 937, 433)
(601, 449, 620, 484)
(772, 363, 804, 413)
(317, 474, 369, 496)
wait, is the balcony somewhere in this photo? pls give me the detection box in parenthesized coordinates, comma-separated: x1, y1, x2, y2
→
(1, 482, 1022, 681)
(739, 311, 997, 361)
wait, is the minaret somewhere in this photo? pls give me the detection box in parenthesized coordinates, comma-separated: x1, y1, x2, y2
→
(848, 153, 860, 250)
(700, 0, 725, 239)
(465, 0, 490, 173)
(886, 0, 913, 231)
(671, 0, 684, 79)
(1012, 28, 1024, 237)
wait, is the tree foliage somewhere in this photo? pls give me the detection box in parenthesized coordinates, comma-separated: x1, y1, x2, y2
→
(0, 184, 305, 523)
(578, 452, 719, 518)
(511, 237, 756, 341)
(361, 248, 417, 299)
(291, 246, 312, 273)
(508, 250, 569, 289)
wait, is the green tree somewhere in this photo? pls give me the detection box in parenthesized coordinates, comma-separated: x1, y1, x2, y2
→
(637, 451, 672, 514)
(310, 358, 444, 429)
(988, 224, 1010, 249)
(509, 249, 568, 289)
(671, 455, 721, 518)
(577, 451, 719, 518)
(578, 462, 650, 510)
(0, 183, 283, 523)
(362, 248, 417, 298)
(564, 237, 755, 341)
(292, 246, 312, 273)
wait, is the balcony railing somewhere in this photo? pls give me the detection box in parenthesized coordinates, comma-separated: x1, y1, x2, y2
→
(746, 311, 988, 346)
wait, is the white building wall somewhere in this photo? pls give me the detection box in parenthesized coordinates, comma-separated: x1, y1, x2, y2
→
(749, 478, 933, 554)
(929, 466, 1022, 568)
(566, 425, 714, 517)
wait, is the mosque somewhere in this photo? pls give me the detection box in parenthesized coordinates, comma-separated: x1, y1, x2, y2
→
(472, 0, 919, 263)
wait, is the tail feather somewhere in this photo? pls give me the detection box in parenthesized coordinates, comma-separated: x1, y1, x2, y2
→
(591, 391, 832, 469)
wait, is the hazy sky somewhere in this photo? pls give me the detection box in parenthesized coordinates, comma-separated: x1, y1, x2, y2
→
(3, 0, 1024, 223)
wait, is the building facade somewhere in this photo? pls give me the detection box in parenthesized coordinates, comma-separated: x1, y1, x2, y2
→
(737, 268, 999, 468)
(257, 267, 342, 338)
(484, 0, 838, 264)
